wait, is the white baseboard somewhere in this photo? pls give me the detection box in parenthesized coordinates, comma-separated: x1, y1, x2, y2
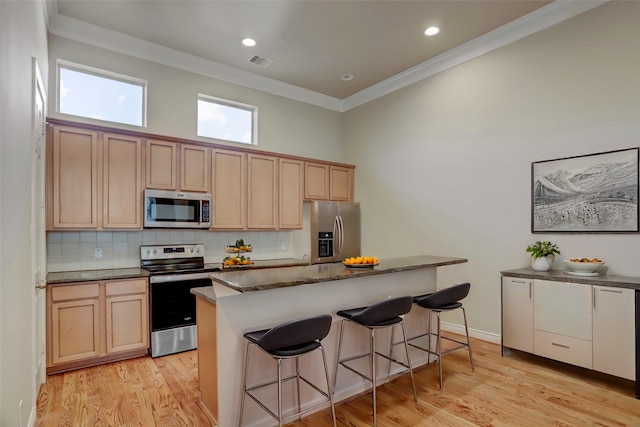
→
(440, 321, 501, 345)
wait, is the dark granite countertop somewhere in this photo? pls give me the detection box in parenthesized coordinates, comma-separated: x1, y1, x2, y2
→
(210, 255, 467, 293)
(47, 268, 149, 284)
(501, 268, 640, 290)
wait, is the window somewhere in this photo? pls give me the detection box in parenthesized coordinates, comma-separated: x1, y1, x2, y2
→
(197, 95, 257, 145)
(57, 61, 146, 127)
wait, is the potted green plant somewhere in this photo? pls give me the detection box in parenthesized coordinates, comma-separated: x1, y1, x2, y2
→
(526, 240, 560, 271)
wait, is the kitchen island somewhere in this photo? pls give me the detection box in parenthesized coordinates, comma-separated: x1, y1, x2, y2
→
(192, 255, 467, 426)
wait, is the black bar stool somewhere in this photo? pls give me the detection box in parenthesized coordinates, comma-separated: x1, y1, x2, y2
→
(409, 282, 474, 390)
(239, 314, 337, 427)
(333, 296, 417, 427)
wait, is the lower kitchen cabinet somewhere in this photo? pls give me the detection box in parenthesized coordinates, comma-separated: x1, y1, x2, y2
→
(592, 286, 635, 380)
(501, 277, 534, 353)
(47, 278, 149, 374)
(501, 274, 636, 381)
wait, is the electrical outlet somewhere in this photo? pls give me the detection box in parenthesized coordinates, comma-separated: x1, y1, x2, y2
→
(280, 242, 287, 251)
(94, 248, 103, 259)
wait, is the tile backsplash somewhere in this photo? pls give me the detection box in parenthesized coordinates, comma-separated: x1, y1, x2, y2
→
(47, 229, 299, 272)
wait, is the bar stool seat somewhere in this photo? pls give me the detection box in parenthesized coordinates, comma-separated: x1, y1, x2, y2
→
(333, 296, 417, 427)
(239, 314, 336, 427)
(409, 282, 474, 391)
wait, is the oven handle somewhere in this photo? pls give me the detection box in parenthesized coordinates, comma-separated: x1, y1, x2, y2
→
(149, 272, 218, 283)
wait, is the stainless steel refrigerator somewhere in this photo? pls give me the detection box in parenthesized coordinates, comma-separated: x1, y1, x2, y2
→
(310, 201, 361, 264)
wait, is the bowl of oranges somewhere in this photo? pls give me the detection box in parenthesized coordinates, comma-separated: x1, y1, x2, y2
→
(343, 256, 379, 268)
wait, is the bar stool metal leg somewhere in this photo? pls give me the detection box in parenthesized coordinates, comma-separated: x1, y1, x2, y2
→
(399, 321, 418, 402)
(462, 306, 475, 371)
(239, 342, 251, 427)
(436, 311, 443, 390)
(295, 357, 302, 420)
(320, 345, 338, 427)
(332, 319, 347, 396)
(370, 328, 377, 427)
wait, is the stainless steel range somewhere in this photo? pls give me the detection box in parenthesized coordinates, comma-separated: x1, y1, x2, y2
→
(141, 244, 221, 358)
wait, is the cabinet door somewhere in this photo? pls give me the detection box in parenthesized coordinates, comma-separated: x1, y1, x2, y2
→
(146, 139, 178, 190)
(181, 144, 210, 193)
(592, 286, 635, 380)
(105, 279, 149, 354)
(329, 165, 353, 201)
(502, 277, 534, 353)
(212, 149, 246, 229)
(51, 126, 99, 228)
(279, 159, 304, 229)
(304, 162, 329, 200)
(49, 284, 101, 364)
(534, 280, 592, 340)
(103, 133, 143, 228)
(247, 154, 278, 229)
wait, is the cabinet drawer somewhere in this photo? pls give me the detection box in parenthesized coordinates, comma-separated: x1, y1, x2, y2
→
(534, 330, 592, 369)
(106, 278, 147, 296)
(51, 283, 100, 302)
(534, 307, 592, 340)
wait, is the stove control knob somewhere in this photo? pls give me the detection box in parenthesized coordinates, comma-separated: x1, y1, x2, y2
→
(145, 249, 151, 255)
(189, 248, 194, 254)
(152, 249, 157, 255)
(195, 247, 200, 253)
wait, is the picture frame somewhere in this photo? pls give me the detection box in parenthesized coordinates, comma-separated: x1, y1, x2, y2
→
(531, 147, 639, 233)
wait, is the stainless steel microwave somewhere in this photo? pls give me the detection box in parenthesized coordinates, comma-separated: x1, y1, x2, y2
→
(144, 189, 211, 228)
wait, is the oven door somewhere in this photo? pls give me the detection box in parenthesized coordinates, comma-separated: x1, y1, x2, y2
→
(149, 275, 211, 357)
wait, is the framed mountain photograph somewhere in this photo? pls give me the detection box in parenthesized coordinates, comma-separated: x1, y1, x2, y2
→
(531, 148, 639, 233)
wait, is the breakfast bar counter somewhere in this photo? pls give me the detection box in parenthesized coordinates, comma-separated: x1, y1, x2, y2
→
(193, 255, 467, 426)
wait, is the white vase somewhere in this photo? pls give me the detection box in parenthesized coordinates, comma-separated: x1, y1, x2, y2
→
(531, 255, 554, 271)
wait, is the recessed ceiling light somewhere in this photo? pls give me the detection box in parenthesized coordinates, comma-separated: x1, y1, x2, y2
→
(341, 74, 354, 81)
(242, 38, 256, 47)
(424, 26, 440, 36)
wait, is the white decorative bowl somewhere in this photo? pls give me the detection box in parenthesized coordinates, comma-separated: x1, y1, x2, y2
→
(564, 260, 605, 273)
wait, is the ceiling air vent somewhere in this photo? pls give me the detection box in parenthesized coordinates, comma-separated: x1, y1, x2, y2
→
(248, 55, 273, 68)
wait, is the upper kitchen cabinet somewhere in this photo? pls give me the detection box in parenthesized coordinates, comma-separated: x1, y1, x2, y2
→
(145, 140, 210, 193)
(211, 149, 246, 229)
(47, 125, 143, 230)
(102, 133, 143, 228)
(247, 154, 278, 229)
(49, 126, 99, 228)
(279, 159, 304, 229)
(304, 161, 354, 202)
(329, 165, 353, 202)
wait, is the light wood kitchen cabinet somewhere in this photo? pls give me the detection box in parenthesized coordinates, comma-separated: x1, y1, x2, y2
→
(211, 149, 246, 229)
(329, 165, 353, 201)
(304, 162, 330, 200)
(501, 277, 533, 353)
(145, 139, 177, 190)
(592, 286, 635, 380)
(181, 144, 210, 193)
(103, 133, 143, 228)
(50, 126, 99, 228)
(279, 159, 304, 229)
(105, 279, 149, 354)
(304, 161, 354, 202)
(145, 140, 210, 193)
(49, 283, 101, 365)
(247, 154, 278, 229)
(47, 278, 149, 374)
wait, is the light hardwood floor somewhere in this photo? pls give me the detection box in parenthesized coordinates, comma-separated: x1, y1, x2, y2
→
(36, 335, 639, 426)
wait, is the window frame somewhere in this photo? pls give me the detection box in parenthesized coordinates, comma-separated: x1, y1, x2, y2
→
(197, 94, 258, 145)
(56, 60, 148, 127)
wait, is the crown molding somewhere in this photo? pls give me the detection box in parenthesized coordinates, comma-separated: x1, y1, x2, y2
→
(47, 1, 607, 113)
(341, 0, 608, 111)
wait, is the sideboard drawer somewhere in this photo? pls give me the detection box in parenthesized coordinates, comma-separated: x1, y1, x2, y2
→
(534, 330, 592, 369)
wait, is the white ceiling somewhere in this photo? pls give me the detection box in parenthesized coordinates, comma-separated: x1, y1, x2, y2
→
(48, 0, 606, 111)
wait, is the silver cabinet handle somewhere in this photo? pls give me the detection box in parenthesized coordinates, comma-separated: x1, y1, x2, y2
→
(600, 288, 623, 293)
(512, 279, 526, 284)
(551, 342, 570, 349)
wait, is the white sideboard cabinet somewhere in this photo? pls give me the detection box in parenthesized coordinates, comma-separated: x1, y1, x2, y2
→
(502, 274, 636, 381)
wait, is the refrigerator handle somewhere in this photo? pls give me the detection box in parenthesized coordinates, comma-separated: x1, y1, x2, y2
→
(333, 216, 339, 257)
(339, 215, 345, 255)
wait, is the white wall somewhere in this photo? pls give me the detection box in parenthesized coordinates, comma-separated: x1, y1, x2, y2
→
(0, 1, 49, 425)
(47, 35, 344, 163)
(344, 1, 640, 335)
